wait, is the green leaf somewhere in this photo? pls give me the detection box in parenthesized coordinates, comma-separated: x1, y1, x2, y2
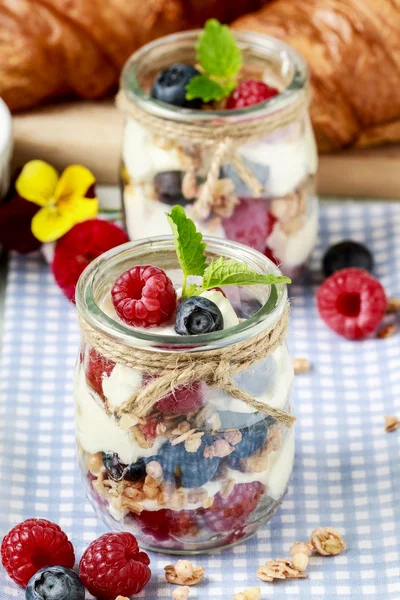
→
(183, 283, 202, 299)
(186, 75, 226, 103)
(197, 19, 243, 80)
(166, 206, 207, 293)
(201, 257, 291, 290)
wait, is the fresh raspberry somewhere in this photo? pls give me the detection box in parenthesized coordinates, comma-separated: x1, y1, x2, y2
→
(1, 518, 75, 587)
(132, 509, 198, 542)
(111, 265, 176, 327)
(79, 532, 151, 599)
(86, 348, 115, 396)
(53, 219, 129, 302)
(227, 78, 279, 109)
(316, 267, 387, 340)
(204, 482, 265, 532)
(222, 198, 276, 253)
(156, 381, 204, 414)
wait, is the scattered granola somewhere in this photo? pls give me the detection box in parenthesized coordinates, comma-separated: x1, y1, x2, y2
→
(293, 358, 311, 374)
(289, 541, 312, 557)
(385, 415, 399, 432)
(172, 586, 190, 600)
(257, 558, 308, 582)
(310, 527, 346, 556)
(377, 323, 398, 339)
(165, 560, 205, 586)
(386, 297, 400, 313)
(291, 552, 309, 572)
(233, 586, 261, 600)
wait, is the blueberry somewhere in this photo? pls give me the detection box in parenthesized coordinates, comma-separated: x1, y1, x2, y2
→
(102, 452, 126, 481)
(227, 419, 269, 469)
(158, 434, 220, 487)
(151, 63, 200, 107)
(323, 241, 373, 277)
(154, 171, 195, 206)
(175, 297, 224, 335)
(26, 566, 85, 600)
(102, 453, 147, 482)
(126, 457, 147, 481)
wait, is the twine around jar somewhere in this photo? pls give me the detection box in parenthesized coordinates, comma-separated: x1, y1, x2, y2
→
(78, 302, 295, 428)
(116, 89, 309, 219)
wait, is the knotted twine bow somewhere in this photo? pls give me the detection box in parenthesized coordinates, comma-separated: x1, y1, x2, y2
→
(116, 89, 309, 219)
(78, 301, 295, 428)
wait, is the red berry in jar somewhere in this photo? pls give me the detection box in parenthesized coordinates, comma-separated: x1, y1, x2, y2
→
(227, 78, 279, 109)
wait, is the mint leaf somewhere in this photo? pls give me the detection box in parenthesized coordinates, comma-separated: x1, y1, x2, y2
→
(197, 19, 243, 80)
(186, 75, 226, 103)
(166, 206, 207, 296)
(184, 283, 202, 298)
(202, 257, 291, 289)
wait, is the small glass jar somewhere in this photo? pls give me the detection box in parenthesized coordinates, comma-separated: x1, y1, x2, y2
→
(74, 237, 295, 553)
(119, 30, 318, 280)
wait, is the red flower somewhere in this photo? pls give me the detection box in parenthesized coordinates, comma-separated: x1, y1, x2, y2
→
(0, 178, 42, 254)
(52, 219, 129, 302)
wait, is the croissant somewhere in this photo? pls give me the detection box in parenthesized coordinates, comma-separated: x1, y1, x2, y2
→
(232, 0, 400, 151)
(0, 0, 263, 112)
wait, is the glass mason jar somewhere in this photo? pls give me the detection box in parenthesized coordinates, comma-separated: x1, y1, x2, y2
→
(74, 236, 295, 553)
(118, 30, 318, 280)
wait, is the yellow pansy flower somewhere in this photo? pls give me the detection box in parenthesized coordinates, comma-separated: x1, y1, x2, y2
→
(16, 160, 98, 243)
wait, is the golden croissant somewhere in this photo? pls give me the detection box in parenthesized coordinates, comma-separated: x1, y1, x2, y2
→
(233, 0, 400, 151)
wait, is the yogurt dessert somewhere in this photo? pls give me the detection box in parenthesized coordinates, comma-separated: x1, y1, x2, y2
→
(119, 20, 318, 279)
(75, 206, 295, 553)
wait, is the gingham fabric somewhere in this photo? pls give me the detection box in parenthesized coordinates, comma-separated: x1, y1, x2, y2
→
(0, 201, 399, 599)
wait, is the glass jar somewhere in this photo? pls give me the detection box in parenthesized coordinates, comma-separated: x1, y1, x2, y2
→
(118, 30, 318, 280)
(74, 236, 295, 553)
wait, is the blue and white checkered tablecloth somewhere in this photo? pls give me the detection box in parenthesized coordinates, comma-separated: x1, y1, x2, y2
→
(0, 201, 399, 599)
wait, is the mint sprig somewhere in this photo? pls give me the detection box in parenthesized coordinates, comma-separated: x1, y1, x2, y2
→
(202, 257, 290, 288)
(185, 19, 242, 103)
(166, 206, 207, 295)
(166, 206, 290, 298)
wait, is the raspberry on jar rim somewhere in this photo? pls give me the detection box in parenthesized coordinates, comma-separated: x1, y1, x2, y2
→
(111, 265, 176, 328)
(227, 78, 279, 110)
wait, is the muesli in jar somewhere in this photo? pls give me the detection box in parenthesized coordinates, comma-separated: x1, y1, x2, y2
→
(118, 20, 318, 279)
(74, 207, 296, 553)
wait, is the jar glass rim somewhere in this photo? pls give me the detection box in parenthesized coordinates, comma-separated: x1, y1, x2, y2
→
(120, 29, 309, 123)
(76, 236, 288, 353)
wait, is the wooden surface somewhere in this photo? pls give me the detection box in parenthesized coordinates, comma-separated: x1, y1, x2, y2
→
(12, 100, 400, 198)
